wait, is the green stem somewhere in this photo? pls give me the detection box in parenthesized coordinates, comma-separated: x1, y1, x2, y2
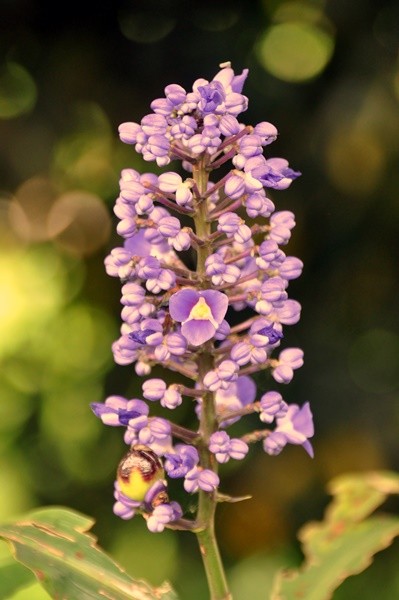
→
(196, 521, 232, 600)
(192, 158, 232, 600)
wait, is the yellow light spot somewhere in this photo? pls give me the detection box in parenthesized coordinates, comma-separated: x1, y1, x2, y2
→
(256, 22, 334, 83)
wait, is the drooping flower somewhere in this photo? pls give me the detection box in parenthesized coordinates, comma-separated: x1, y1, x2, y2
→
(263, 403, 314, 457)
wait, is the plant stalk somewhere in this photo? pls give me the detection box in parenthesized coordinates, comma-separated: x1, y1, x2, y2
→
(192, 157, 232, 600)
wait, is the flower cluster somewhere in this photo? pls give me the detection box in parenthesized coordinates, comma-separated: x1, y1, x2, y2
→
(93, 62, 313, 532)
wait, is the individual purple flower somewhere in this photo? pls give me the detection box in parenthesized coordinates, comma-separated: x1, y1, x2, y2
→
(217, 212, 243, 236)
(256, 240, 282, 270)
(219, 114, 241, 136)
(244, 191, 275, 218)
(164, 332, 187, 356)
(104, 247, 134, 279)
(141, 113, 168, 136)
(125, 417, 172, 455)
(250, 157, 301, 190)
(224, 170, 262, 200)
(213, 376, 256, 427)
(254, 324, 284, 346)
(269, 211, 296, 245)
(164, 445, 199, 479)
(161, 386, 183, 409)
(213, 64, 249, 94)
(91, 396, 149, 426)
(274, 402, 314, 457)
(215, 319, 231, 340)
(253, 121, 278, 145)
(211, 264, 241, 286)
(209, 431, 231, 463)
(198, 81, 226, 113)
(123, 228, 173, 263)
(175, 182, 194, 208)
(230, 339, 267, 366)
(158, 171, 183, 193)
(259, 391, 288, 424)
(112, 335, 139, 366)
(142, 379, 166, 401)
(121, 282, 145, 306)
(146, 268, 176, 294)
(274, 300, 302, 326)
(169, 289, 229, 346)
(263, 432, 287, 456)
(272, 348, 304, 384)
(229, 438, 249, 460)
(205, 253, 226, 276)
(130, 328, 162, 346)
(118, 122, 141, 144)
(278, 256, 304, 280)
(158, 216, 181, 238)
(146, 502, 183, 533)
(209, 431, 248, 463)
(203, 360, 239, 391)
(184, 467, 220, 494)
(230, 341, 252, 366)
(129, 318, 163, 344)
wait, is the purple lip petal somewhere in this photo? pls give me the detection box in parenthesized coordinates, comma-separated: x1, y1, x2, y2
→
(181, 319, 216, 346)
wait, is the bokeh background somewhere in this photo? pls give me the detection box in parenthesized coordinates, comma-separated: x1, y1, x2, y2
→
(1, 0, 399, 598)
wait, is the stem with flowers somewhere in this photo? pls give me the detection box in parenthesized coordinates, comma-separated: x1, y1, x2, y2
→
(91, 62, 314, 600)
(192, 159, 231, 598)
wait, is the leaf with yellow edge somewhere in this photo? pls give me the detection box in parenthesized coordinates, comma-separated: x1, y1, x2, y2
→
(0, 507, 177, 600)
(271, 471, 399, 600)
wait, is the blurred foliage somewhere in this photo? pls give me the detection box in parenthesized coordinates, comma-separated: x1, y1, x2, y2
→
(0, 0, 399, 598)
(0, 507, 178, 600)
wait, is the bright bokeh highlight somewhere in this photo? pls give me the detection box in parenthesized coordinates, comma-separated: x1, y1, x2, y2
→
(256, 22, 334, 82)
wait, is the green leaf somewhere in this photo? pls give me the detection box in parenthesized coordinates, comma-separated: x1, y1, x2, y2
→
(7, 581, 51, 600)
(0, 507, 178, 600)
(0, 561, 36, 599)
(271, 471, 399, 600)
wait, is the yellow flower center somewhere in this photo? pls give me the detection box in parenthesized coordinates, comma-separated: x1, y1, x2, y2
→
(189, 296, 213, 320)
(186, 296, 219, 330)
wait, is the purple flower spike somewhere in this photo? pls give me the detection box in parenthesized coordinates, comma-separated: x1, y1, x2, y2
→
(169, 289, 228, 346)
(100, 62, 309, 532)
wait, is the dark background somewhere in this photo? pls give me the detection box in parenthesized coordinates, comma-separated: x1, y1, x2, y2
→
(1, 1, 399, 598)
